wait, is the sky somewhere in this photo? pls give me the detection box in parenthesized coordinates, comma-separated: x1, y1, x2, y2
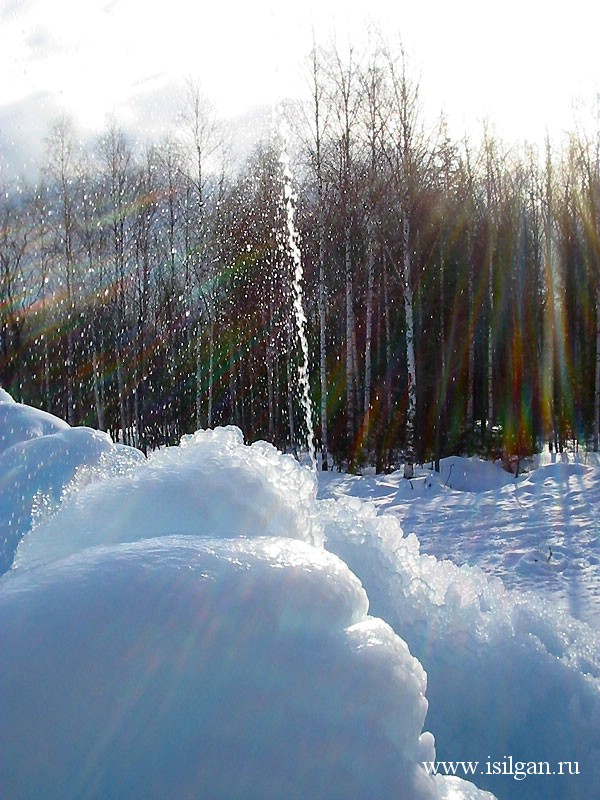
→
(1, 0, 599, 177)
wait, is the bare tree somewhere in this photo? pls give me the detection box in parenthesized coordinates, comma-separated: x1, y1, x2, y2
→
(78, 160, 107, 431)
(0, 183, 31, 395)
(359, 46, 388, 462)
(179, 80, 221, 430)
(381, 44, 427, 476)
(305, 42, 332, 469)
(570, 121, 600, 450)
(44, 116, 81, 424)
(329, 42, 362, 469)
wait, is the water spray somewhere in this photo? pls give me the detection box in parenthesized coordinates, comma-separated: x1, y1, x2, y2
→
(278, 112, 317, 471)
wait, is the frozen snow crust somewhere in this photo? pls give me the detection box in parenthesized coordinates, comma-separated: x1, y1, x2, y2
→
(1, 390, 598, 799)
(14, 426, 323, 568)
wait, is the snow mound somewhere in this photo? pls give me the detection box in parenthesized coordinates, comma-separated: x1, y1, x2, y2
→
(14, 426, 323, 569)
(1, 409, 496, 800)
(0, 424, 144, 575)
(0, 387, 15, 403)
(7, 396, 599, 800)
(322, 496, 600, 800)
(0, 535, 480, 800)
(520, 460, 589, 486)
(0, 400, 69, 456)
(436, 455, 516, 493)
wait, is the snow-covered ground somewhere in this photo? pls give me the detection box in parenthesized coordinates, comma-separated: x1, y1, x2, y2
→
(1, 391, 598, 800)
(318, 453, 600, 628)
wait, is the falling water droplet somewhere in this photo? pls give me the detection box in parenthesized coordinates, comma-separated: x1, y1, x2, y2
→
(278, 113, 316, 471)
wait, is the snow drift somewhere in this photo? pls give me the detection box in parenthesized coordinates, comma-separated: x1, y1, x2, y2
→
(322, 496, 600, 800)
(2, 389, 599, 799)
(0, 399, 143, 574)
(1, 536, 445, 800)
(0, 393, 69, 455)
(1, 392, 490, 800)
(13, 426, 322, 569)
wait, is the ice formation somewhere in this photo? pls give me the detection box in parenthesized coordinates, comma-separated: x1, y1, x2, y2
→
(0, 400, 143, 573)
(2, 390, 598, 799)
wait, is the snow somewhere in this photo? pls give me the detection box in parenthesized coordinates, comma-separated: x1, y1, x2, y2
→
(320, 494, 600, 800)
(0, 387, 15, 403)
(319, 454, 600, 628)
(0, 407, 144, 573)
(14, 426, 322, 569)
(1, 388, 599, 800)
(0, 396, 69, 455)
(2, 536, 446, 800)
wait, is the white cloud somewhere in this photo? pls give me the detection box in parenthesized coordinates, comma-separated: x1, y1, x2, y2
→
(1, 0, 599, 177)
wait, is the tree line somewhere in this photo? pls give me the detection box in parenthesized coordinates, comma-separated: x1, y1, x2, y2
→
(1, 42, 600, 472)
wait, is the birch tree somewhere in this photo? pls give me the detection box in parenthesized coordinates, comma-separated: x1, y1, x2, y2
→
(44, 117, 80, 424)
(329, 43, 362, 469)
(359, 49, 387, 462)
(542, 138, 562, 450)
(481, 126, 503, 449)
(179, 81, 221, 430)
(0, 184, 30, 395)
(461, 141, 478, 442)
(97, 120, 136, 442)
(305, 43, 331, 469)
(382, 46, 425, 476)
(78, 159, 107, 430)
(571, 125, 600, 450)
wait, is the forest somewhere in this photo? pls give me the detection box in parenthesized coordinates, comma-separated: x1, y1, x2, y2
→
(1, 41, 600, 472)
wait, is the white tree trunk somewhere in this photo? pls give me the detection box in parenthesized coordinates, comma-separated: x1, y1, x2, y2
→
(318, 228, 329, 469)
(43, 336, 50, 411)
(345, 223, 356, 457)
(466, 233, 475, 432)
(207, 318, 214, 428)
(286, 326, 297, 457)
(267, 339, 275, 441)
(195, 328, 202, 431)
(116, 352, 127, 444)
(434, 241, 446, 472)
(66, 324, 75, 426)
(402, 213, 416, 476)
(92, 348, 105, 431)
(487, 247, 494, 437)
(364, 234, 375, 419)
(228, 328, 239, 428)
(595, 286, 600, 450)
(309, 44, 329, 470)
(383, 257, 392, 418)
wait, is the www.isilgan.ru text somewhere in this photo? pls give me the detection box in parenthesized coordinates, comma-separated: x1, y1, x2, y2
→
(423, 756, 580, 781)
